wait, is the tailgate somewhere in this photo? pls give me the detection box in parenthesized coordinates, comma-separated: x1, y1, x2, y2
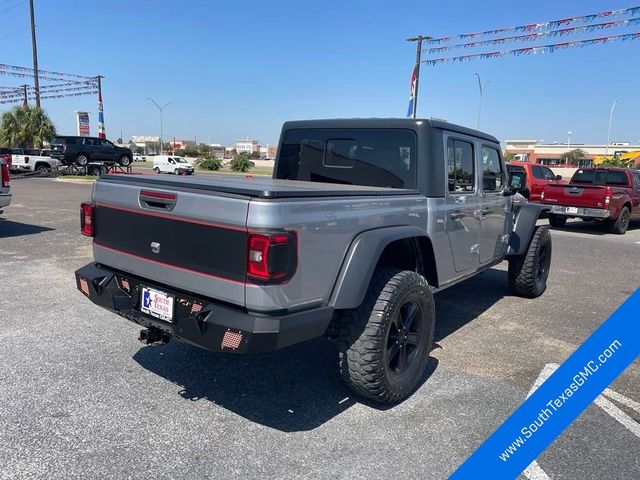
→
(543, 183, 608, 208)
(92, 179, 249, 307)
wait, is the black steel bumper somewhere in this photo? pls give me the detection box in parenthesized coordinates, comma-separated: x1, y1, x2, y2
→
(75, 263, 334, 353)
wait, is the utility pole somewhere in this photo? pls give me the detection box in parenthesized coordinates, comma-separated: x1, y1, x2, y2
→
(406, 35, 431, 118)
(22, 85, 28, 107)
(606, 100, 618, 156)
(475, 73, 490, 130)
(28, 0, 40, 108)
(146, 98, 173, 154)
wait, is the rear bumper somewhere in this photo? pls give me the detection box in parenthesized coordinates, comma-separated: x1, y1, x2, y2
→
(550, 205, 610, 219)
(75, 262, 334, 353)
(0, 193, 11, 208)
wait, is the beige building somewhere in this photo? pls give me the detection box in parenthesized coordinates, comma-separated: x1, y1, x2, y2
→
(505, 140, 640, 166)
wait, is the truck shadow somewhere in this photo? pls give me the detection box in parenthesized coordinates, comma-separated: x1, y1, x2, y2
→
(133, 268, 506, 432)
(0, 219, 55, 238)
(434, 268, 508, 342)
(548, 219, 639, 236)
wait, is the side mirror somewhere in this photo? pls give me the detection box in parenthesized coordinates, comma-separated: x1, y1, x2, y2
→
(555, 174, 562, 180)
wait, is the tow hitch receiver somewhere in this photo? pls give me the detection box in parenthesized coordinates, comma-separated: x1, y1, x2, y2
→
(138, 328, 170, 345)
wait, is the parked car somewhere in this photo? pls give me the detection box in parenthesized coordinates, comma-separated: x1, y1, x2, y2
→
(506, 162, 563, 202)
(75, 118, 551, 404)
(10, 148, 60, 173)
(133, 154, 146, 162)
(0, 158, 11, 214)
(49, 136, 133, 167)
(152, 155, 194, 175)
(542, 167, 640, 234)
(0, 148, 13, 169)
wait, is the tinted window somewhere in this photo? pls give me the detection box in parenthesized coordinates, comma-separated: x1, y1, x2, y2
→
(84, 138, 100, 146)
(531, 165, 543, 179)
(541, 167, 556, 180)
(573, 169, 629, 185)
(277, 129, 416, 189)
(24, 149, 40, 155)
(606, 171, 628, 186)
(447, 139, 474, 193)
(507, 165, 525, 174)
(99, 139, 114, 147)
(481, 146, 503, 191)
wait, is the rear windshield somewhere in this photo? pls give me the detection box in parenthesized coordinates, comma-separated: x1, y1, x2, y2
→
(572, 169, 629, 186)
(507, 165, 525, 174)
(276, 128, 417, 189)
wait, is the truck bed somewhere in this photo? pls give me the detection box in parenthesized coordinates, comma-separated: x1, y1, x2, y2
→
(99, 173, 418, 198)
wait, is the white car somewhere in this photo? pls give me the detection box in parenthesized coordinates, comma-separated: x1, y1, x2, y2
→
(152, 155, 194, 175)
(133, 154, 146, 162)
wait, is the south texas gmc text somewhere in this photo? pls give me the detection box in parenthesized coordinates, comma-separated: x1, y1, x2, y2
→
(76, 119, 552, 404)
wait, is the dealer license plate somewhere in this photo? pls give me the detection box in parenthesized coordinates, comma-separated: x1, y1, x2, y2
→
(566, 207, 578, 214)
(140, 286, 174, 322)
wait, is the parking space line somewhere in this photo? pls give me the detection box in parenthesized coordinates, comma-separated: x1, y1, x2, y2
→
(594, 396, 640, 438)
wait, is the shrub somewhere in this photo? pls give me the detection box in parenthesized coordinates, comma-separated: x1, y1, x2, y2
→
(230, 154, 252, 172)
(199, 156, 222, 171)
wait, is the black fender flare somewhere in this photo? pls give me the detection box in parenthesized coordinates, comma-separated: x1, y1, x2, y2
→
(507, 203, 550, 256)
(329, 225, 430, 310)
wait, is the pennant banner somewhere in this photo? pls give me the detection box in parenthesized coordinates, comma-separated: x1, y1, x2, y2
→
(0, 63, 93, 81)
(0, 89, 98, 105)
(426, 18, 640, 53)
(422, 32, 640, 66)
(425, 5, 640, 44)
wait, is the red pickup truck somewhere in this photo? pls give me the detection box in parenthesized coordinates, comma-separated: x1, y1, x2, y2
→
(506, 162, 563, 202)
(541, 167, 640, 234)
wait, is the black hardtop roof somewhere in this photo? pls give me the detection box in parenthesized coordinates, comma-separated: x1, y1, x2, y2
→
(281, 118, 500, 144)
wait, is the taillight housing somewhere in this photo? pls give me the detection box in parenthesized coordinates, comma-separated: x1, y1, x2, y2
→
(1, 162, 9, 188)
(80, 202, 96, 237)
(604, 186, 611, 208)
(247, 232, 296, 283)
(24, 156, 29, 164)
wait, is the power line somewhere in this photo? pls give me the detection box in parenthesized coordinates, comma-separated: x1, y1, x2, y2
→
(0, 0, 26, 15)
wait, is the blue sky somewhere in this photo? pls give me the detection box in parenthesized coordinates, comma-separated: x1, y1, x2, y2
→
(1, 0, 638, 146)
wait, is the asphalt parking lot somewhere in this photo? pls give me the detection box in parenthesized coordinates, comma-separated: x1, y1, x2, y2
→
(1, 178, 639, 479)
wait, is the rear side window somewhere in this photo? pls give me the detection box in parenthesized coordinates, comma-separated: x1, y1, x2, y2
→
(531, 165, 543, 179)
(276, 129, 417, 189)
(447, 139, 474, 193)
(480, 146, 503, 191)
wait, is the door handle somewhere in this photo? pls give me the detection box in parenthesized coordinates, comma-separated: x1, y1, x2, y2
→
(474, 208, 490, 221)
(450, 211, 465, 220)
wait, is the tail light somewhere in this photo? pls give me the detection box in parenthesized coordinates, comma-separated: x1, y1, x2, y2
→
(80, 202, 96, 237)
(24, 156, 29, 164)
(604, 186, 611, 208)
(247, 232, 296, 283)
(1, 162, 9, 188)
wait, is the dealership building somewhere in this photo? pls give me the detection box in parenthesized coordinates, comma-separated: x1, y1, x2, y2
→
(505, 140, 640, 167)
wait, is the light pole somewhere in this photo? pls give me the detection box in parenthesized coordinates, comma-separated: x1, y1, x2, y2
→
(406, 35, 432, 118)
(567, 131, 572, 150)
(146, 98, 173, 154)
(606, 100, 617, 155)
(475, 73, 490, 130)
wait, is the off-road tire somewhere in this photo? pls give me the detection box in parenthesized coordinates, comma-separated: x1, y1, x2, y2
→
(335, 268, 435, 404)
(548, 214, 567, 228)
(35, 164, 50, 173)
(118, 155, 132, 167)
(508, 226, 552, 298)
(75, 154, 89, 166)
(609, 206, 630, 235)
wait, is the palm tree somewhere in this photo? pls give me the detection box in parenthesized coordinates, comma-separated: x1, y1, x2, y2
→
(0, 105, 57, 148)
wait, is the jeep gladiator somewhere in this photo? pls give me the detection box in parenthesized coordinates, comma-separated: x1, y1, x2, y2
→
(542, 167, 640, 234)
(75, 119, 552, 403)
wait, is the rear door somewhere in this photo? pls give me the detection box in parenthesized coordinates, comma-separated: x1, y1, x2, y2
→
(444, 134, 480, 273)
(99, 139, 118, 162)
(632, 171, 640, 218)
(477, 144, 508, 264)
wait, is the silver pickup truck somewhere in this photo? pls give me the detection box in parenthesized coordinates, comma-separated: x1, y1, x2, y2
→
(75, 119, 551, 403)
